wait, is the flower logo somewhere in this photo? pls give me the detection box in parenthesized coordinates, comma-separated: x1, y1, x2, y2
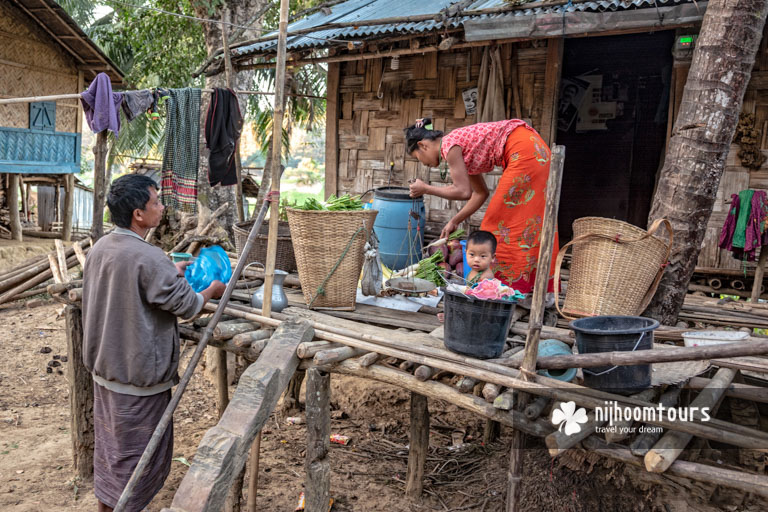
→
(551, 401, 588, 435)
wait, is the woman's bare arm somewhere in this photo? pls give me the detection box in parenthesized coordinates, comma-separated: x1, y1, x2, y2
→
(410, 146, 472, 200)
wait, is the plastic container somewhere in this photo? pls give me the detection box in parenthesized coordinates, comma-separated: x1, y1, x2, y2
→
(460, 240, 470, 280)
(570, 315, 658, 395)
(372, 187, 425, 270)
(537, 339, 577, 382)
(170, 252, 193, 263)
(682, 330, 748, 347)
(443, 289, 516, 359)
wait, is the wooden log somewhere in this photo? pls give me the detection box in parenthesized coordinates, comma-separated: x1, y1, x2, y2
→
(752, 247, 768, 303)
(457, 377, 478, 393)
(406, 392, 428, 500)
(48, 254, 63, 284)
(167, 319, 313, 512)
(178, 327, 268, 361)
(630, 387, 682, 456)
(645, 368, 737, 473)
(414, 365, 436, 381)
(509, 321, 573, 345)
(399, 360, 416, 372)
(305, 368, 331, 512)
(708, 277, 722, 290)
(55, 240, 70, 283)
(583, 436, 768, 498)
(484, 418, 501, 444)
(73, 242, 87, 267)
(213, 321, 261, 338)
(0, 253, 49, 281)
(21, 230, 65, 239)
(0, 253, 80, 304)
(523, 396, 550, 420)
(0, 249, 76, 293)
(12, 283, 50, 300)
(546, 409, 605, 457)
(54, 184, 61, 223)
(68, 288, 82, 302)
(186, 202, 231, 255)
(231, 330, 272, 349)
(604, 388, 657, 443)
(90, 131, 108, 241)
(482, 383, 502, 403)
(66, 306, 93, 478)
(687, 376, 768, 403)
(8, 174, 22, 241)
(357, 352, 383, 367)
(313, 346, 367, 366)
(494, 391, 516, 411)
(297, 340, 342, 359)
(731, 279, 746, 291)
(210, 304, 768, 451)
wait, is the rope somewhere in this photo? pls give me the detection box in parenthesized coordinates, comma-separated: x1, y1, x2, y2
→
(308, 226, 365, 308)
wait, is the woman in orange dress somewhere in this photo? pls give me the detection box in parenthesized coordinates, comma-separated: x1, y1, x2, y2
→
(406, 117, 558, 294)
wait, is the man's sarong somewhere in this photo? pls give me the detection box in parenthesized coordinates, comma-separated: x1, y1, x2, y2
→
(93, 383, 173, 511)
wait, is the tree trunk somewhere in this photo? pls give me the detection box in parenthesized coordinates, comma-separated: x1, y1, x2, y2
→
(646, 0, 768, 324)
(90, 131, 108, 240)
(194, 0, 270, 239)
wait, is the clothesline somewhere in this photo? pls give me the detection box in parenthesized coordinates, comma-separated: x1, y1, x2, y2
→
(0, 89, 325, 106)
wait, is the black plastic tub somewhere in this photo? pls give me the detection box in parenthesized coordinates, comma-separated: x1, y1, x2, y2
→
(570, 315, 659, 395)
(443, 290, 516, 359)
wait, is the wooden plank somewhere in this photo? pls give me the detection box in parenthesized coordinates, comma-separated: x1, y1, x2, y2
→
(405, 393, 429, 499)
(168, 320, 314, 512)
(539, 38, 563, 146)
(424, 52, 438, 79)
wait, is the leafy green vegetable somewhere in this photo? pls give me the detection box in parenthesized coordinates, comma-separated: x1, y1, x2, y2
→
(414, 251, 446, 287)
(447, 229, 466, 240)
(294, 194, 363, 211)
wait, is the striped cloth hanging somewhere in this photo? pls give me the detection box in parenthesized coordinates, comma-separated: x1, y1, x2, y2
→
(161, 88, 201, 213)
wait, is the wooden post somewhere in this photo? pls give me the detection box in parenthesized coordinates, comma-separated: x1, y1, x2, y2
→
(247, 0, 290, 508)
(20, 176, 28, 221)
(90, 131, 108, 240)
(54, 183, 61, 223)
(405, 392, 429, 500)
(222, 11, 245, 223)
(751, 247, 767, 303)
(539, 39, 564, 146)
(8, 174, 22, 241)
(324, 62, 340, 199)
(507, 145, 565, 511)
(305, 368, 330, 512)
(66, 306, 93, 478)
(216, 347, 229, 418)
(63, 173, 75, 241)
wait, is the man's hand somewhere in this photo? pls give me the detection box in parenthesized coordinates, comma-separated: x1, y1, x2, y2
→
(266, 190, 280, 203)
(440, 220, 458, 241)
(175, 260, 193, 277)
(200, 280, 227, 303)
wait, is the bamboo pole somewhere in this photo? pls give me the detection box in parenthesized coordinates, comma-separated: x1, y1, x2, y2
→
(508, 144, 565, 512)
(752, 247, 767, 303)
(112, 196, 274, 512)
(644, 368, 737, 473)
(0, 90, 324, 106)
(247, 0, 290, 509)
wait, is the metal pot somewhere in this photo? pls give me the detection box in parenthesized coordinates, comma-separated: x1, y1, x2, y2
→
(245, 262, 289, 313)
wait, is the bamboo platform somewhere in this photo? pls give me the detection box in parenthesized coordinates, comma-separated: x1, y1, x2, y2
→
(46, 279, 768, 511)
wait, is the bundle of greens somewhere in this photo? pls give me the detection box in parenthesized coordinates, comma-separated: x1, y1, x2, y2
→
(395, 251, 446, 287)
(294, 194, 364, 211)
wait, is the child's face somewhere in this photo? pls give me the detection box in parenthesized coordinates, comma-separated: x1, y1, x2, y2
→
(466, 241, 494, 272)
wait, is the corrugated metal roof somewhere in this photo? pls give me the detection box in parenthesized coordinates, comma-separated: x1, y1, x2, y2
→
(236, 0, 697, 57)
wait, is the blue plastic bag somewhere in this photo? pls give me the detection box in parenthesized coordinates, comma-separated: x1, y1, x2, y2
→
(184, 245, 232, 292)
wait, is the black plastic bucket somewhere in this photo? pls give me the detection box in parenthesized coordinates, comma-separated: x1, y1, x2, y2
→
(570, 316, 658, 395)
(443, 290, 516, 359)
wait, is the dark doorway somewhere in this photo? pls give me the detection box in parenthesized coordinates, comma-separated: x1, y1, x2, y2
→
(556, 31, 675, 242)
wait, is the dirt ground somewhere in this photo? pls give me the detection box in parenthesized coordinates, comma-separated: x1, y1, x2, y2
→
(0, 303, 762, 511)
(0, 239, 60, 271)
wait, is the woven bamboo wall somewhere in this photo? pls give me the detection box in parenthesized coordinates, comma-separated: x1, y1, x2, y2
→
(695, 26, 768, 271)
(0, 1, 79, 133)
(333, 41, 548, 236)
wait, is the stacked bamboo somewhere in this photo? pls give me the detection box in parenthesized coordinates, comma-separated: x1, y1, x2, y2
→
(0, 239, 89, 305)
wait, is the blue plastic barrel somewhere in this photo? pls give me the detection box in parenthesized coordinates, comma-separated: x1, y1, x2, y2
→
(372, 187, 425, 270)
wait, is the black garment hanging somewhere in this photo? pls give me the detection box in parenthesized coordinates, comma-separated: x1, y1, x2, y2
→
(204, 88, 243, 186)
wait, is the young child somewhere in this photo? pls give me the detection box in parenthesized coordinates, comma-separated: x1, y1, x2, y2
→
(465, 230, 496, 286)
(438, 230, 497, 323)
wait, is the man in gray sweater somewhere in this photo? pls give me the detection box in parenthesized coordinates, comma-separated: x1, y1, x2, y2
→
(82, 174, 225, 512)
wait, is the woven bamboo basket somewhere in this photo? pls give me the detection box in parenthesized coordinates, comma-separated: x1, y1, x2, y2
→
(233, 220, 297, 273)
(554, 217, 673, 318)
(287, 208, 378, 310)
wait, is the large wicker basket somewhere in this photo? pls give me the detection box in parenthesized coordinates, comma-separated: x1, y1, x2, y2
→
(287, 208, 378, 310)
(233, 220, 297, 273)
(554, 217, 672, 318)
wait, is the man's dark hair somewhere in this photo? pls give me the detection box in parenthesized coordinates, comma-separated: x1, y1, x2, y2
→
(467, 230, 497, 254)
(106, 174, 159, 228)
(404, 117, 444, 154)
